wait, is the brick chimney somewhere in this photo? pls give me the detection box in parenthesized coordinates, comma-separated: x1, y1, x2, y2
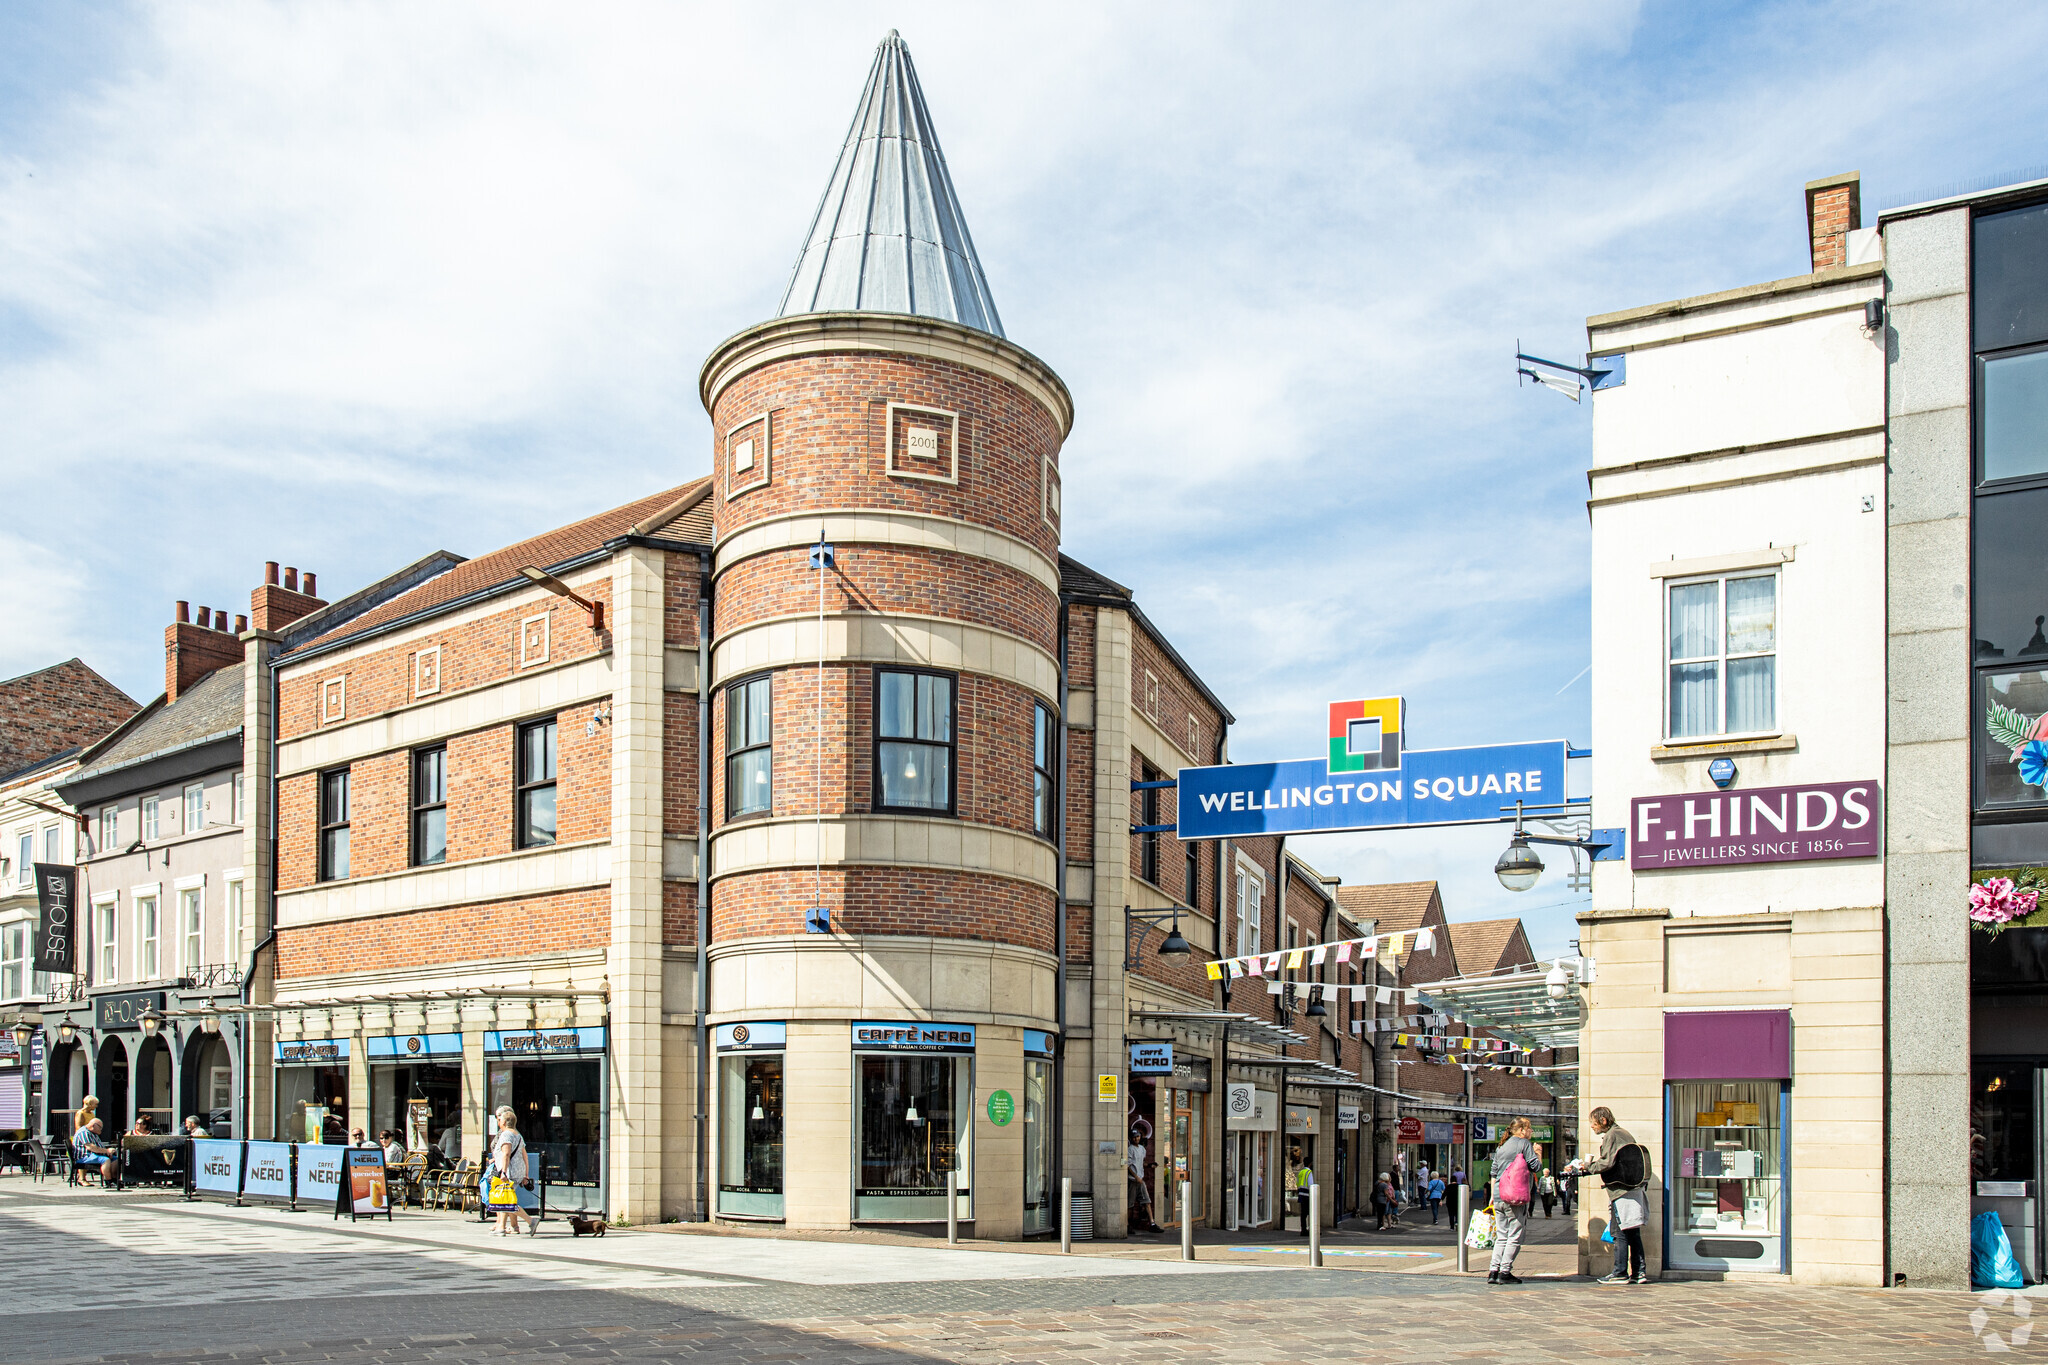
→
(165, 601, 244, 703)
(1806, 171, 1861, 272)
(250, 561, 328, 633)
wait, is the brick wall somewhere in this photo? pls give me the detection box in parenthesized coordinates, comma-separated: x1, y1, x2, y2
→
(0, 658, 139, 778)
(1129, 627, 1224, 768)
(717, 546, 1056, 654)
(711, 865, 1053, 951)
(274, 888, 610, 978)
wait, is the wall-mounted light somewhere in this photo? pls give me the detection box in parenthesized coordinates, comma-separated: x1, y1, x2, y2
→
(56, 1020, 77, 1046)
(200, 1014, 221, 1035)
(519, 565, 606, 632)
(1494, 835, 1544, 892)
(10, 1020, 31, 1051)
(139, 1008, 163, 1038)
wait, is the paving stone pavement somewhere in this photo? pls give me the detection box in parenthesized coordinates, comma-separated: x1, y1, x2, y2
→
(0, 1182, 2017, 1362)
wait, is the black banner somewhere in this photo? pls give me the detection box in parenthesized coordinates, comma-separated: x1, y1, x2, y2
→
(32, 863, 76, 975)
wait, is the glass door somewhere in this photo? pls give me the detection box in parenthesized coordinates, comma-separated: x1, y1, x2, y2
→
(719, 1053, 784, 1218)
(1667, 1079, 1786, 1272)
(1023, 1058, 1052, 1234)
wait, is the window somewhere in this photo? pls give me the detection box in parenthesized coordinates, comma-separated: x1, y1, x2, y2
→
(1139, 766, 1160, 885)
(875, 670, 954, 813)
(137, 893, 160, 979)
(225, 876, 244, 960)
(1032, 702, 1056, 839)
(517, 719, 558, 848)
(412, 746, 448, 866)
(1145, 671, 1159, 718)
(185, 782, 205, 832)
(95, 898, 117, 983)
(319, 769, 351, 880)
(233, 774, 247, 826)
(99, 805, 118, 853)
(43, 824, 62, 864)
(142, 795, 160, 842)
(1667, 574, 1776, 739)
(1, 921, 27, 1000)
(179, 886, 203, 973)
(725, 676, 772, 818)
(1234, 864, 1263, 958)
(1187, 715, 1199, 756)
(13, 833, 28, 887)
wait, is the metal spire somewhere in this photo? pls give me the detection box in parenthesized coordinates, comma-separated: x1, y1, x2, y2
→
(778, 30, 1004, 337)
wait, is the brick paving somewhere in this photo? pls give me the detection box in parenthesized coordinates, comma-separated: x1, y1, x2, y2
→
(0, 1180, 2015, 1363)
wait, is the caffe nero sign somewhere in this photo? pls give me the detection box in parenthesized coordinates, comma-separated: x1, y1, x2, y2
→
(1630, 779, 1881, 871)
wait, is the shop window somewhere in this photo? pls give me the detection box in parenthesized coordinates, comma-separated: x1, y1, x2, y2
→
(855, 1053, 971, 1220)
(276, 1065, 350, 1143)
(516, 719, 558, 848)
(1975, 198, 2048, 354)
(1979, 346, 2048, 485)
(1023, 1056, 1053, 1235)
(412, 746, 448, 866)
(1666, 573, 1776, 739)
(1667, 1079, 1785, 1272)
(719, 1053, 784, 1216)
(318, 769, 351, 881)
(1978, 668, 2048, 808)
(1032, 701, 1056, 839)
(874, 669, 954, 814)
(725, 675, 773, 819)
(488, 1055, 603, 1203)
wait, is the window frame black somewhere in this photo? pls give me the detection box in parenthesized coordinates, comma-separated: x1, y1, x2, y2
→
(1031, 700, 1057, 841)
(317, 767, 351, 882)
(1138, 764, 1161, 886)
(724, 672, 775, 822)
(411, 744, 448, 868)
(515, 717, 559, 850)
(870, 665, 958, 818)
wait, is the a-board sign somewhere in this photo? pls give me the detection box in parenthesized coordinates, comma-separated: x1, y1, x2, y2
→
(242, 1141, 294, 1203)
(338, 1148, 392, 1221)
(296, 1143, 343, 1206)
(191, 1138, 242, 1200)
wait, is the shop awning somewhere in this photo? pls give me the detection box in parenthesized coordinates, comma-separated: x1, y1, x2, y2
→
(1132, 1011, 1307, 1050)
(1413, 959, 1591, 1052)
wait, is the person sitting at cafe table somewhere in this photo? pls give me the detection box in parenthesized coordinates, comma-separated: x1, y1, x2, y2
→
(130, 1115, 155, 1137)
(183, 1116, 206, 1138)
(380, 1130, 406, 1164)
(73, 1118, 123, 1187)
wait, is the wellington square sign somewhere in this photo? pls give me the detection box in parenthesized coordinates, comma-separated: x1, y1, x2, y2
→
(1176, 697, 1572, 840)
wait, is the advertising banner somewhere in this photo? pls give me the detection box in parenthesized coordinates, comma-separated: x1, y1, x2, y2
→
(1422, 1121, 1453, 1144)
(191, 1139, 242, 1200)
(1337, 1105, 1361, 1130)
(850, 1022, 976, 1053)
(1226, 1084, 1275, 1131)
(296, 1143, 344, 1206)
(32, 864, 77, 975)
(1472, 1116, 1490, 1142)
(1629, 780, 1881, 870)
(340, 1148, 392, 1221)
(242, 1141, 294, 1204)
(714, 1022, 786, 1052)
(365, 1033, 462, 1060)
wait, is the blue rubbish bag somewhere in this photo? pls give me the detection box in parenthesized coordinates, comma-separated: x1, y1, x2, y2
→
(1974, 1210, 2025, 1290)
(1601, 1223, 1614, 1244)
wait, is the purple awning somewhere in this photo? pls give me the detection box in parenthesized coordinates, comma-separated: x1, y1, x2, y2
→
(1664, 1009, 1790, 1080)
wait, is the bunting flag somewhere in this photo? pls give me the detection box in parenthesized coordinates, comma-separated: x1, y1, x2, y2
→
(1376, 986, 1394, 1004)
(1200, 926, 1439, 982)
(1228, 959, 1245, 979)
(1310, 943, 1328, 966)
(1205, 961, 1224, 981)
(1286, 948, 1306, 970)
(1266, 979, 1284, 995)
(1415, 927, 1436, 953)
(1360, 940, 1377, 960)
(1263, 952, 1283, 973)
(1247, 957, 1264, 978)
(1333, 941, 1352, 964)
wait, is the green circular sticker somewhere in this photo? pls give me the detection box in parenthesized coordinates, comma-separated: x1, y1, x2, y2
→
(987, 1089, 1015, 1126)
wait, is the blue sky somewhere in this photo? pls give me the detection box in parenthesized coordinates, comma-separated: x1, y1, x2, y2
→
(5, 2, 2044, 958)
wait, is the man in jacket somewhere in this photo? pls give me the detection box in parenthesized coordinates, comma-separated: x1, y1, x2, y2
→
(1568, 1106, 1649, 1284)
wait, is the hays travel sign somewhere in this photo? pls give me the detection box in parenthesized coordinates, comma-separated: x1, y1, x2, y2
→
(1176, 698, 1569, 840)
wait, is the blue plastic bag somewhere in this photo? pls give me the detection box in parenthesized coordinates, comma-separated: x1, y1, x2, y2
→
(1974, 1210, 2025, 1290)
(1601, 1223, 1614, 1244)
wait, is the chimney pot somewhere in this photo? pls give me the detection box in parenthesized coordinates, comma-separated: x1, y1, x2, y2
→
(176, 601, 190, 624)
(234, 614, 248, 634)
(303, 571, 317, 597)
(197, 606, 212, 629)
(266, 561, 280, 586)
(283, 567, 298, 591)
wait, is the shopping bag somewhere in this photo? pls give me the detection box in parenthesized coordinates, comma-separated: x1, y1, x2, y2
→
(1463, 1207, 1496, 1250)
(1973, 1210, 2025, 1290)
(486, 1175, 519, 1209)
(1601, 1222, 1614, 1244)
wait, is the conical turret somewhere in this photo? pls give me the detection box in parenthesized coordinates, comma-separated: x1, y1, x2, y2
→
(778, 31, 1004, 337)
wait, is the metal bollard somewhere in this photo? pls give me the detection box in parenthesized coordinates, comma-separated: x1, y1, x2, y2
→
(1061, 1176, 1072, 1254)
(1180, 1181, 1195, 1261)
(1309, 1181, 1322, 1268)
(947, 1170, 958, 1244)
(1456, 1185, 1470, 1273)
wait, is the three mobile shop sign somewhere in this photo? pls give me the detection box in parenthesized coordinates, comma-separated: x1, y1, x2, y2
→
(1176, 697, 1572, 840)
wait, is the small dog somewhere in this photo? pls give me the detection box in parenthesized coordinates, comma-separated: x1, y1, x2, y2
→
(569, 1214, 608, 1237)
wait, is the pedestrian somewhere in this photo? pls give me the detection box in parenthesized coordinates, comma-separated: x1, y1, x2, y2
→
(1568, 1106, 1650, 1284)
(1539, 1166, 1557, 1218)
(489, 1105, 538, 1237)
(1290, 1151, 1314, 1238)
(1560, 1166, 1578, 1217)
(1427, 1171, 1445, 1224)
(1486, 1117, 1540, 1285)
(1128, 1138, 1158, 1233)
(1372, 1171, 1395, 1230)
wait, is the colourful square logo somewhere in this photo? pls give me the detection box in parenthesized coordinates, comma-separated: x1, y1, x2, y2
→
(1328, 698, 1403, 773)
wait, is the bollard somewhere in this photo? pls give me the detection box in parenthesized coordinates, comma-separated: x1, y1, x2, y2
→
(1061, 1176, 1073, 1254)
(1456, 1185, 1470, 1273)
(1180, 1181, 1195, 1261)
(1309, 1181, 1323, 1268)
(947, 1170, 958, 1244)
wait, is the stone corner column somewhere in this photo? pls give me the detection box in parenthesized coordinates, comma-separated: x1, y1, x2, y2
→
(1090, 606, 1134, 1239)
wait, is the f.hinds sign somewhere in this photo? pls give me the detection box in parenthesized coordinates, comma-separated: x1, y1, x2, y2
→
(1630, 779, 1881, 870)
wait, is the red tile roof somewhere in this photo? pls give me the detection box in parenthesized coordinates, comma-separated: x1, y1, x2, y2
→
(297, 480, 710, 651)
(1334, 881, 1440, 935)
(1445, 917, 1536, 978)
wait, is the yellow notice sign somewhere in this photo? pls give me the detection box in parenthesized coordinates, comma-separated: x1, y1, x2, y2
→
(1097, 1073, 1119, 1103)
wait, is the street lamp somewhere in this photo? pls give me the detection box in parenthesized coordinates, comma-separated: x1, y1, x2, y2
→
(1494, 835, 1544, 892)
(55, 1020, 77, 1046)
(1304, 986, 1327, 1018)
(10, 1020, 31, 1051)
(1122, 905, 1194, 970)
(140, 1008, 163, 1038)
(200, 1013, 221, 1035)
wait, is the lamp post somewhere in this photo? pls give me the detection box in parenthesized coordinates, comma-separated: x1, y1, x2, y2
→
(1492, 802, 1619, 894)
(1122, 906, 1194, 971)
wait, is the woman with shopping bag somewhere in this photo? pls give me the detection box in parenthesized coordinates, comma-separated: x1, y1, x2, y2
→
(489, 1106, 540, 1237)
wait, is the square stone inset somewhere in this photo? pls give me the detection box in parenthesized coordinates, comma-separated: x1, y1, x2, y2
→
(726, 411, 771, 500)
(886, 402, 959, 485)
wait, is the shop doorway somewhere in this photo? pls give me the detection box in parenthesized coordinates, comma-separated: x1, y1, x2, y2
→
(489, 1056, 605, 1211)
(181, 1032, 234, 1133)
(94, 1038, 129, 1135)
(132, 1035, 172, 1132)
(1127, 1075, 1159, 1231)
(1232, 1130, 1271, 1229)
(372, 1062, 462, 1160)
(1158, 1083, 1203, 1227)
